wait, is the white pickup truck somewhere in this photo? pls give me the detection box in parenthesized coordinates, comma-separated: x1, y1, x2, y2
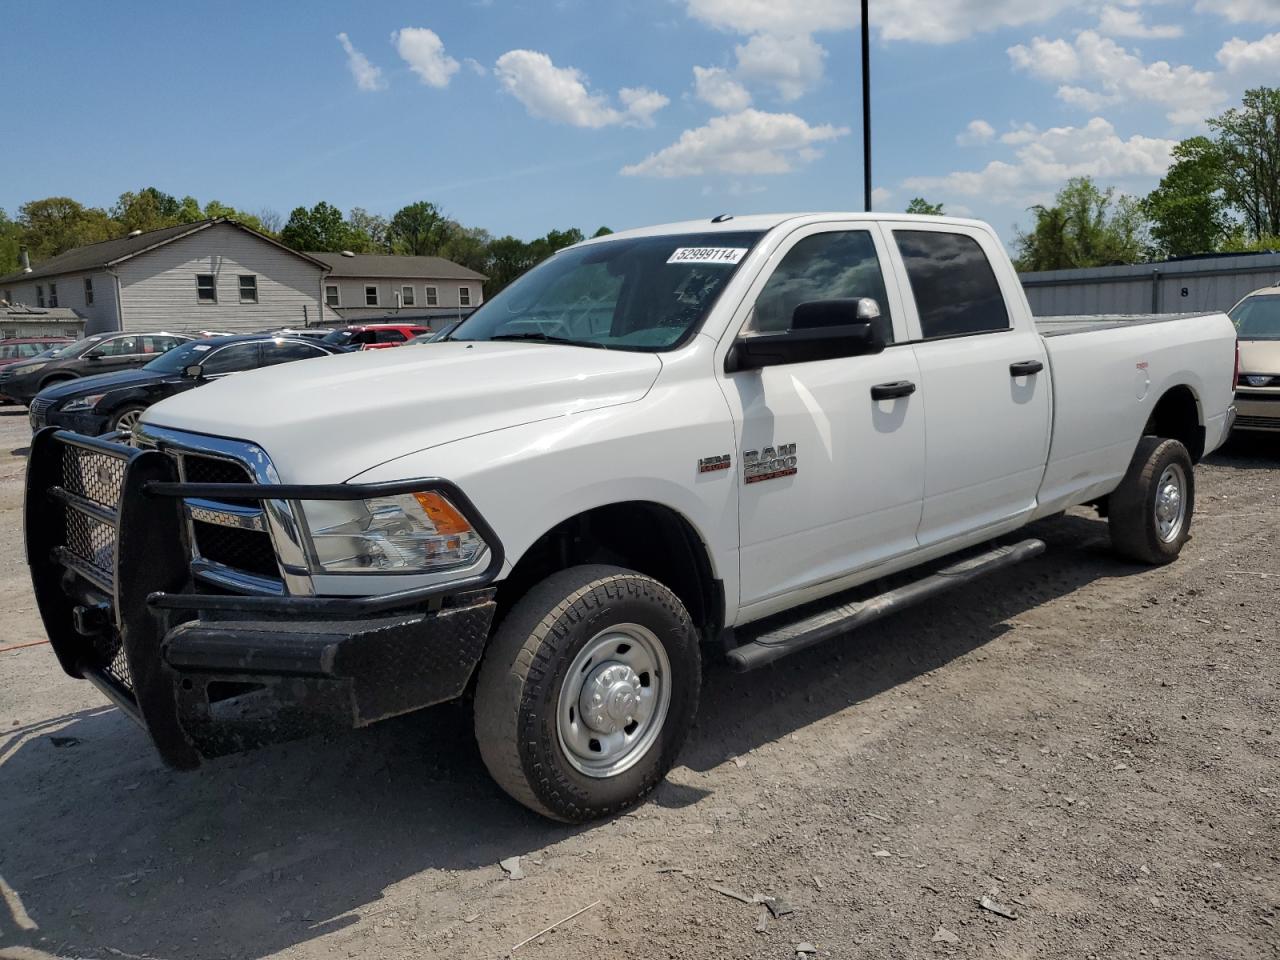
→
(26, 213, 1238, 822)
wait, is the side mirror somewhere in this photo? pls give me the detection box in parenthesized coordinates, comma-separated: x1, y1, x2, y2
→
(726, 298, 886, 373)
(85, 352, 103, 361)
(183, 364, 204, 379)
(792, 297, 881, 329)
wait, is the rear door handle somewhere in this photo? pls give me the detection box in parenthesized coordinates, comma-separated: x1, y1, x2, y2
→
(871, 381, 917, 401)
(1010, 360, 1044, 377)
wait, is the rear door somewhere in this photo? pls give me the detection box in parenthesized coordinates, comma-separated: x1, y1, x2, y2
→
(882, 224, 1050, 547)
(721, 223, 926, 615)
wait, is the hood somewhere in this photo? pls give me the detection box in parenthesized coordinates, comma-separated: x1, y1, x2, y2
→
(40, 368, 176, 402)
(143, 341, 662, 481)
(1238, 338, 1280, 379)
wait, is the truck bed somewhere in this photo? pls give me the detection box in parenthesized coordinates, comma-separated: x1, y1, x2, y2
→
(1034, 312, 1224, 337)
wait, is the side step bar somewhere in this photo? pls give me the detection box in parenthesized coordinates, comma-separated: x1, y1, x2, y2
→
(726, 538, 1046, 672)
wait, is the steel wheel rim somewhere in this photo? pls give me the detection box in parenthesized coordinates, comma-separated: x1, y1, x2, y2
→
(556, 623, 672, 779)
(115, 409, 143, 445)
(1154, 463, 1187, 542)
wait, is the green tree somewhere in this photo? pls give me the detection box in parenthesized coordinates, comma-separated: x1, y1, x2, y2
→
(592, 226, 614, 237)
(388, 201, 450, 256)
(0, 209, 22, 276)
(112, 187, 184, 234)
(18, 197, 115, 260)
(1143, 137, 1233, 259)
(439, 222, 494, 274)
(905, 198, 945, 216)
(1015, 177, 1148, 271)
(485, 236, 539, 293)
(1209, 86, 1280, 242)
(348, 208, 390, 252)
(279, 202, 360, 252)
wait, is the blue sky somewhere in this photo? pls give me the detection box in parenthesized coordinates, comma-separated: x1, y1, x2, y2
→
(2, 1, 1278, 244)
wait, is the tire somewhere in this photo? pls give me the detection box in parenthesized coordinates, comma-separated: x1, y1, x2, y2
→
(107, 405, 147, 440)
(473, 564, 701, 822)
(1108, 437, 1194, 565)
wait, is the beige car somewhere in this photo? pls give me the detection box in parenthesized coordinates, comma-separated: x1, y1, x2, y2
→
(1231, 286, 1280, 433)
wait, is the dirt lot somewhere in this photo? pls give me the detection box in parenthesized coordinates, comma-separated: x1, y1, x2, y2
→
(1, 407, 1277, 960)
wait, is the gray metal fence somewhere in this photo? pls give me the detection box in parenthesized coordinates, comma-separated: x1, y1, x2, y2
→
(1020, 252, 1280, 317)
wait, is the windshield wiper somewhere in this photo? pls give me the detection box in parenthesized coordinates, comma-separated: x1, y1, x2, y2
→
(486, 333, 608, 349)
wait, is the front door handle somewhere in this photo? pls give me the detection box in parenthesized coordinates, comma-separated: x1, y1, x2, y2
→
(871, 380, 917, 401)
(1010, 360, 1044, 377)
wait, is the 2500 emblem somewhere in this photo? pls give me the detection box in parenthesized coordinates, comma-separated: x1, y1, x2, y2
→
(744, 444, 798, 484)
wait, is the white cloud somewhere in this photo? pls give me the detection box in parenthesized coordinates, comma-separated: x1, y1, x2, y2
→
(903, 117, 1176, 206)
(685, 0, 1080, 44)
(464, 57, 488, 77)
(621, 108, 849, 178)
(1194, 0, 1280, 23)
(392, 27, 460, 88)
(1001, 123, 1041, 146)
(957, 119, 996, 146)
(1217, 31, 1280, 73)
(1098, 5, 1184, 38)
(1010, 31, 1226, 126)
(734, 33, 827, 101)
(693, 66, 753, 112)
(336, 33, 386, 92)
(871, 186, 893, 207)
(494, 50, 668, 128)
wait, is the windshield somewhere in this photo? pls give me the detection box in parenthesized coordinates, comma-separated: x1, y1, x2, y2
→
(144, 340, 221, 372)
(450, 231, 764, 351)
(1231, 294, 1280, 341)
(37, 335, 101, 360)
(322, 329, 362, 346)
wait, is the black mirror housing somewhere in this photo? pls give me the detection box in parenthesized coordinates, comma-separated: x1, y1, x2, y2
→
(726, 322, 885, 373)
(183, 364, 204, 379)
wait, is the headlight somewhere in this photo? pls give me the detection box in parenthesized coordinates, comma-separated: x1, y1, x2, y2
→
(62, 394, 107, 412)
(301, 491, 484, 574)
(18, 362, 46, 374)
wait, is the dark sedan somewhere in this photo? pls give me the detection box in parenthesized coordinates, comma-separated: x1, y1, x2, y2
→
(30, 334, 343, 437)
(0, 331, 193, 404)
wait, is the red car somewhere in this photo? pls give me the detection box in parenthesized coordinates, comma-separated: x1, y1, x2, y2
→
(0, 337, 74, 404)
(320, 324, 429, 351)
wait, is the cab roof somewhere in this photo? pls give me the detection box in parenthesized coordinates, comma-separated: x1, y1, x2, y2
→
(581, 212, 990, 246)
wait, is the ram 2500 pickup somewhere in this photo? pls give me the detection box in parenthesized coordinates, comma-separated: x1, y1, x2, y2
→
(25, 213, 1238, 822)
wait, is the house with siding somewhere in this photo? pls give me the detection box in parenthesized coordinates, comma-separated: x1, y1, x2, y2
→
(310, 252, 486, 323)
(0, 219, 330, 335)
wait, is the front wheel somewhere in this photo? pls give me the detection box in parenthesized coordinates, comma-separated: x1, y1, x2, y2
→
(106, 405, 147, 443)
(1109, 437, 1195, 565)
(473, 565, 701, 822)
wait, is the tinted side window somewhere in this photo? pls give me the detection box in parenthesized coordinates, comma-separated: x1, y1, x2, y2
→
(894, 231, 1009, 339)
(262, 341, 325, 365)
(377, 329, 407, 344)
(203, 343, 261, 375)
(749, 231, 893, 342)
(97, 336, 139, 357)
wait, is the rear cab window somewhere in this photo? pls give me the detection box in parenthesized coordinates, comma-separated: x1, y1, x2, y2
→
(893, 230, 1010, 340)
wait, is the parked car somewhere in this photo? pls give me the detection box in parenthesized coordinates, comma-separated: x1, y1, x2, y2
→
(1229, 286, 1280, 433)
(0, 337, 74, 404)
(0, 331, 193, 404)
(321, 323, 430, 350)
(25, 213, 1237, 822)
(408, 321, 461, 344)
(29, 334, 344, 437)
(267, 328, 334, 342)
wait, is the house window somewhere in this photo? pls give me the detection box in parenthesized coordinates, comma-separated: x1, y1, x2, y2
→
(84, 277, 94, 305)
(64, 328, 78, 338)
(48, 283, 58, 307)
(238, 275, 258, 303)
(2, 329, 14, 339)
(196, 274, 217, 302)
(365, 285, 379, 306)
(425, 286, 439, 307)
(325, 284, 340, 307)
(36, 285, 45, 307)
(400, 285, 416, 307)
(458, 286, 472, 307)
(3, 290, 11, 304)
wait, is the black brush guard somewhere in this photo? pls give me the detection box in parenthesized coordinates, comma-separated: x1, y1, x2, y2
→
(25, 428, 501, 769)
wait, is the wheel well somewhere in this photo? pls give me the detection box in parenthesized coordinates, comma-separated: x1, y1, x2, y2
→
(1144, 385, 1204, 462)
(496, 502, 723, 644)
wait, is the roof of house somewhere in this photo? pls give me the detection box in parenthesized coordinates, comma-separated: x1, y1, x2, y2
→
(0, 219, 330, 286)
(0, 305, 84, 322)
(309, 252, 487, 282)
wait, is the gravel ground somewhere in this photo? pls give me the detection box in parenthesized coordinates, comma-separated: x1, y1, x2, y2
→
(0, 408, 1277, 960)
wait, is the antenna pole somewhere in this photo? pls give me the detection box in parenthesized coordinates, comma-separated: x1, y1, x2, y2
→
(861, 0, 872, 212)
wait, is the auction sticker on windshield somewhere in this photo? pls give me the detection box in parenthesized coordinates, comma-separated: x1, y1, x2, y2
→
(667, 247, 748, 265)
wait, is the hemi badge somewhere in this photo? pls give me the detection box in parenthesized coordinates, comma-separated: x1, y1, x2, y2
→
(699, 455, 732, 474)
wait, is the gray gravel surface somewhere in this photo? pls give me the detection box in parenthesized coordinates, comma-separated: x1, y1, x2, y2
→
(0, 408, 1277, 959)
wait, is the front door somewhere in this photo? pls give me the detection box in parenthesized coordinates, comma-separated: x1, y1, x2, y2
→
(882, 223, 1051, 546)
(719, 224, 926, 619)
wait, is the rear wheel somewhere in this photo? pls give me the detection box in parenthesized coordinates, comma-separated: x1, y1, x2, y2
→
(473, 564, 701, 822)
(1109, 437, 1194, 565)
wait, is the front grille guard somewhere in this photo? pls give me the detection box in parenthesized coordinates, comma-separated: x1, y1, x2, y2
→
(26, 427, 506, 767)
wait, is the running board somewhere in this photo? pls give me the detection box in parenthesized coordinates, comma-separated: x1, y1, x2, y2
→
(726, 538, 1046, 672)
